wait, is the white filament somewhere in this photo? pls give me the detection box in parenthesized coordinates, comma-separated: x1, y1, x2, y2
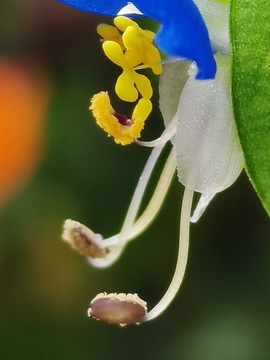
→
(100, 147, 177, 249)
(144, 187, 193, 321)
(136, 113, 177, 148)
(89, 144, 164, 268)
(130, 148, 176, 237)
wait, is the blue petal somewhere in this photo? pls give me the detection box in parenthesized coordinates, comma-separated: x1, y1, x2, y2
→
(57, 0, 216, 79)
(56, 0, 127, 15)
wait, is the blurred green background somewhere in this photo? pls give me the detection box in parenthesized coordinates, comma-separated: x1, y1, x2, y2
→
(0, 1, 270, 359)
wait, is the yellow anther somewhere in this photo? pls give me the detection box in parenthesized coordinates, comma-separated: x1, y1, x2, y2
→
(97, 23, 125, 50)
(114, 16, 162, 75)
(123, 26, 162, 75)
(132, 97, 153, 125)
(102, 41, 153, 102)
(90, 91, 152, 145)
(113, 16, 154, 42)
(113, 16, 137, 32)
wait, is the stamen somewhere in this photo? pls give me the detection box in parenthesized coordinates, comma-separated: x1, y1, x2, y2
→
(90, 91, 152, 145)
(98, 16, 162, 103)
(96, 23, 124, 50)
(143, 187, 194, 322)
(102, 40, 153, 102)
(121, 23, 162, 75)
(88, 292, 147, 326)
(63, 147, 175, 261)
(87, 186, 193, 326)
(62, 219, 106, 258)
(60, 146, 175, 264)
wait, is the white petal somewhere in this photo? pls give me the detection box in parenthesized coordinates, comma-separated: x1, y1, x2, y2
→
(117, 2, 143, 15)
(175, 55, 243, 210)
(190, 192, 215, 223)
(193, 0, 230, 55)
(159, 61, 189, 128)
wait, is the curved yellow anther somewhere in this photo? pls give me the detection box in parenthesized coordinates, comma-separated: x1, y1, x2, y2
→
(102, 41, 153, 102)
(132, 98, 153, 124)
(113, 16, 154, 42)
(90, 91, 152, 145)
(113, 16, 137, 32)
(102, 40, 126, 67)
(114, 16, 162, 75)
(97, 23, 124, 50)
(123, 26, 162, 75)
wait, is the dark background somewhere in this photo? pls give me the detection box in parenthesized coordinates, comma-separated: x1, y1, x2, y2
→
(0, 1, 270, 359)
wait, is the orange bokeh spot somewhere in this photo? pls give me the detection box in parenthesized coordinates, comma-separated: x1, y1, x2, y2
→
(0, 59, 50, 207)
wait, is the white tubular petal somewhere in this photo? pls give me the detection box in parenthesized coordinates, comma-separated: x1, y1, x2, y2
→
(117, 2, 143, 15)
(193, 0, 230, 55)
(175, 55, 243, 210)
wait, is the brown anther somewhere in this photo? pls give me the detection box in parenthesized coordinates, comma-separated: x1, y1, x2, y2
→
(62, 219, 106, 258)
(88, 292, 147, 326)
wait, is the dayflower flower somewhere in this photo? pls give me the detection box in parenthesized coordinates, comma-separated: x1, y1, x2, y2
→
(59, 0, 244, 325)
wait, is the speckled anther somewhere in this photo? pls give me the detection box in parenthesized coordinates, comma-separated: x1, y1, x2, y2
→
(90, 91, 152, 145)
(88, 292, 147, 326)
(62, 219, 106, 258)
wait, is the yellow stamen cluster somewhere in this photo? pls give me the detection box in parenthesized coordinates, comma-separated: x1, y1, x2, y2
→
(90, 16, 162, 145)
(90, 92, 152, 145)
(102, 41, 153, 102)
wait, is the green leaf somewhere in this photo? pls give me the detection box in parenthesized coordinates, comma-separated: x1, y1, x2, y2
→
(230, 0, 270, 216)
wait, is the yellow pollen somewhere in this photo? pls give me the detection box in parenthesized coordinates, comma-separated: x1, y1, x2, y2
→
(90, 91, 152, 145)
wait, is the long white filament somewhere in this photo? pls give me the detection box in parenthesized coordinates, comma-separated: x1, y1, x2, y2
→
(129, 148, 176, 239)
(136, 114, 177, 148)
(100, 147, 177, 248)
(89, 144, 165, 268)
(144, 187, 194, 322)
(89, 112, 180, 268)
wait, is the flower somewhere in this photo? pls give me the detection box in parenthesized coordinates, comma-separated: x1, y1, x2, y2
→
(57, 0, 216, 79)
(59, 0, 244, 325)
